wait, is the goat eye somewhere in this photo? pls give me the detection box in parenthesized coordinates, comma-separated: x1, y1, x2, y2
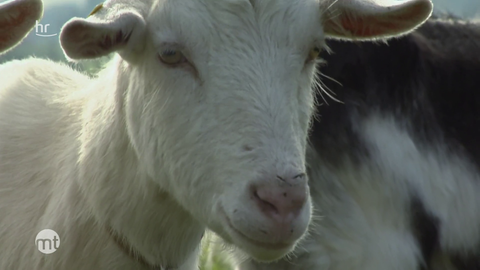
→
(159, 49, 186, 65)
(307, 47, 321, 62)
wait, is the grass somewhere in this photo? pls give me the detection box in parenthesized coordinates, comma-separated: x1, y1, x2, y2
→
(199, 233, 236, 270)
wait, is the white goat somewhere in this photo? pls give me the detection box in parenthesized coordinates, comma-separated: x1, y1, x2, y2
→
(0, 0, 43, 54)
(0, 0, 432, 269)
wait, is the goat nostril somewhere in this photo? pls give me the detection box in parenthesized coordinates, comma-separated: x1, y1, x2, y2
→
(254, 190, 278, 214)
(242, 145, 254, 152)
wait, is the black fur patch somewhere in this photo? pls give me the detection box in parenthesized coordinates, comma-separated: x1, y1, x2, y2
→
(314, 17, 480, 168)
(451, 254, 480, 270)
(410, 195, 440, 269)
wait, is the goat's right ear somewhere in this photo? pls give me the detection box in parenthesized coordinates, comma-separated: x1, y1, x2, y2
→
(322, 0, 433, 41)
(59, 4, 147, 63)
(0, 0, 44, 54)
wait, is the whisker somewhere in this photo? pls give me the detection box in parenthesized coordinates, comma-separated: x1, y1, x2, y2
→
(318, 78, 337, 96)
(313, 71, 343, 104)
(313, 76, 330, 105)
(318, 72, 343, 87)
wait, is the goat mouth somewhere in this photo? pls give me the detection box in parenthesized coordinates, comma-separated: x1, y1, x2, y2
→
(219, 206, 292, 251)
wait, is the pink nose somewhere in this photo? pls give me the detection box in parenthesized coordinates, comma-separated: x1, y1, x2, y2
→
(251, 173, 307, 229)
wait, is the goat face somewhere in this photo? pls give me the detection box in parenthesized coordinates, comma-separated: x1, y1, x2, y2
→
(59, 0, 433, 262)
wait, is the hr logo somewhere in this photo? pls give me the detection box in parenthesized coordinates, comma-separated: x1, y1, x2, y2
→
(35, 229, 60, 254)
(35, 20, 58, 38)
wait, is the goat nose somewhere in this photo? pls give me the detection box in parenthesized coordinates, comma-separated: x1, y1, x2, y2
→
(251, 173, 307, 225)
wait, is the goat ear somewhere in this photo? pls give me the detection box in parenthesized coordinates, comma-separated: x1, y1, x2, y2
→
(0, 0, 43, 54)
(322, 0, 433, 41)
(59, 3, 146, 63)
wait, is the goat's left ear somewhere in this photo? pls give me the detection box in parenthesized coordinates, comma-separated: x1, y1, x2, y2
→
(59, 3, 147, 63)
(322, 0, 433, 41)
(0, 0, 44, 54)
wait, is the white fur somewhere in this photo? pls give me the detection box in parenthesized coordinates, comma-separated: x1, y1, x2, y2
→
(0, 0, 43, 54)
(0, 0, 432, 269)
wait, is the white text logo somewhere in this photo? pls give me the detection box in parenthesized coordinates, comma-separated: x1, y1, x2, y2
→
(35, 229, 60, 254)
(35, 20, 58, 38)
